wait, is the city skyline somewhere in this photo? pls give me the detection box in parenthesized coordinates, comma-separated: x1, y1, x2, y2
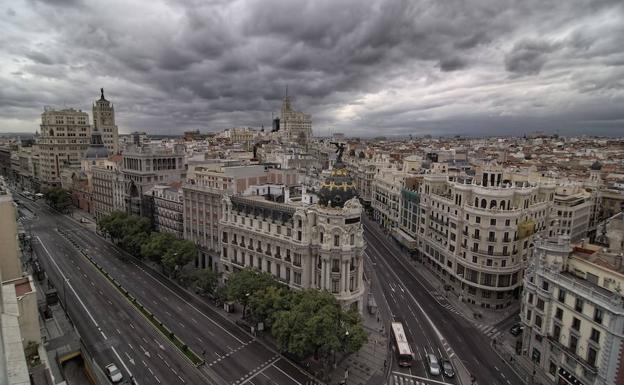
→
(0, 0, 623, 137)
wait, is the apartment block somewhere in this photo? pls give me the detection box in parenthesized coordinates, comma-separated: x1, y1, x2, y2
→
(550, 185, 600, 242)
(37, 107, 91, 188)
(417, 164, 555, 308)
(144, 183, 184, 239)
(522, 228, 624, 385)
(92, 156, 126, 220)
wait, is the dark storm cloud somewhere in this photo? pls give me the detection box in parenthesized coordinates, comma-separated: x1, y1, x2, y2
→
(1, 0, 623, 136)
(505, 39, 562, 75)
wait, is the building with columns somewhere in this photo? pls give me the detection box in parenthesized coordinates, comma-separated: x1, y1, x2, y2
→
(220, 187, 365, 311)
(92, 88, 119, 155)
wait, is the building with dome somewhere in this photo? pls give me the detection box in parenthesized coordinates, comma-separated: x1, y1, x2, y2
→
(219, 154, 365, 311)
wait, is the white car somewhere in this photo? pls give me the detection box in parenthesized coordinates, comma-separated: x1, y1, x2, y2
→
(105, 363, 123, 383)
(427, 354, 441, 376)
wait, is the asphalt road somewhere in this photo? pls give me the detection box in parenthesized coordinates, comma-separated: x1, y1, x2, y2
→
(362, 215, 523, 385)
(19, 195, 315, 385)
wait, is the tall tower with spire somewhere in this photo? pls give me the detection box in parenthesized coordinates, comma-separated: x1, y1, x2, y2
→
(93, 88, 119, 154)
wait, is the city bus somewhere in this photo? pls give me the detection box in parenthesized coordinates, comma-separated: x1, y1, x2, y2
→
(391, 322, 413, 367)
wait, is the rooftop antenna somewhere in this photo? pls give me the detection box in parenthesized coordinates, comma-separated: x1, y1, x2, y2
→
(285, 85, 288, 98)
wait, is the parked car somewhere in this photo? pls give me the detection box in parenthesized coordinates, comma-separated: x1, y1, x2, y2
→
(441, 359, 455, 378)
(510, 323, 524, 336)
(105, 363, 123, 383)
(426, 353, 441, 376)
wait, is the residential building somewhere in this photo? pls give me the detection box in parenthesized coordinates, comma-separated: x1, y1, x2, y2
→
(144, 183, 184, 239)
(36, 107, 91, 188)
(92, 88, 119, 155)
(183, 164, 297, 271)
(122, 144, 186, 215)
(372, 168, 408, 229)
(550, 185, 599, 242)
(92, 155, 126, 220)
(0, 177, 48, 385)
(522, 230, 624, 385)
(220, 186, 366, 311)
(417, 163, 555, 308)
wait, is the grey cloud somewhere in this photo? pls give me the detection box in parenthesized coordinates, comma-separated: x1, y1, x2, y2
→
(439, 57, 466, 72)
(1, 0, 623, 136)
(25, 51, 54, 65)
(505, 39, 561, 75)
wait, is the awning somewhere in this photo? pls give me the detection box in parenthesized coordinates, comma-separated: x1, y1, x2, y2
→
(392, 228, 418, 250)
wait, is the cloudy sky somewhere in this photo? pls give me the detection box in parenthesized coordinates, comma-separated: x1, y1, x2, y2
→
(1, 0, 623, 137)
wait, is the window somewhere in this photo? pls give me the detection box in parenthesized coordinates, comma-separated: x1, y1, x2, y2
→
(535, 315, 542, 329)
(572, 317, 581, 331)
(552, 324, 561, 341)
(293, 253, 301, 267)
(594, 308, 603, 324)
(575, 298, 584, 313)
(505, 219, 510, 226)
(542, 281, 549, 291)
(490, 218, 496, 226)
(332, 279, 339, 293)
(476, 216, 481, 224)
(569, 335, 578, 353)
(549, 362, 557, 376)
(297, 231, 302, 241)
(558, 289, 566, 303)
(526, 309, 532, 322)
(320, 232, 324, 243)
(332, 259, 340, 272)
(350, 234, 355, 245)
(590, 328, 600, 343)
(587, 347, 597, 367)
(266, 260, 271, 273)
(537, 298, 544, 311)
(501, 260, 506, 267)
(294, 272, 301, 285)
(334, 235, 340, 247)
(486, 259, 492, 266)
(555, 307, 563, 320)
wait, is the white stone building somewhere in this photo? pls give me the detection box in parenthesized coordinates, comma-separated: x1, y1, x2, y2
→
(220, 188, 365, 311)
(417, 164, 555, 308)
(37, 107, 91, 188)
(279, 96, 312, 144)
(522, 232, 624, 385)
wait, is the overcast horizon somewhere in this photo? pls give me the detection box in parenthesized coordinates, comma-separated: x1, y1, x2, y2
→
(1, 0, 623, 137)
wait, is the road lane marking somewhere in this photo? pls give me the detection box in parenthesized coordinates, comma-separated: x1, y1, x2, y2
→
(36, 235, 100, 328)
(112, 346, 134, 379)
(271, 360, 302, 385)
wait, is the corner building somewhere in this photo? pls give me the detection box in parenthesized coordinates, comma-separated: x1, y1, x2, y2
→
(220, 192, 365, 311)
(418, 164, 555, 309)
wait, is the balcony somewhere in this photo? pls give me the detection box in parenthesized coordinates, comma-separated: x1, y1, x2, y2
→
(547, 335, 598, 375)
(487, 237, 497, 242)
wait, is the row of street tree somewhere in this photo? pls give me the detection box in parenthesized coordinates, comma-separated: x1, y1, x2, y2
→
(225, 268, 367, 366)
(98, 212, 218, 294)
(98, 212, 366, 366)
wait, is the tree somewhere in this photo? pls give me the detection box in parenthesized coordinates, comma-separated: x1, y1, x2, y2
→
(141, 232, 177, 262)
(161, 239, 197, 276)
(225, 268, 277, 317)
(271, 290, 366, 362)
(181, 268, 220, 296)
(43, 187, 72, 212)
(248, 285, 292, 327)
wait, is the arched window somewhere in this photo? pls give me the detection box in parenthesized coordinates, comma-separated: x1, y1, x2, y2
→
(500, 200, 505, 210)
(475, 197, 479, 207)
(481, 199, 487, 208)
(490, 200, 497, 209)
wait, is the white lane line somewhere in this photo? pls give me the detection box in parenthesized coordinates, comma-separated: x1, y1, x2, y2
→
(36, 235, 100, 328)
(112, 346, 133, 379)
(239, 357, 280, 384)
(134, 264, 246, 344)
(271, 361, 302, 385)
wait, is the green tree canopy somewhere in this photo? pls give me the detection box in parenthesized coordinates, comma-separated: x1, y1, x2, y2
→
(181, 268, 220, 296)
(161, 239, 197, 276)
(225, 268, 278, 316)
(43, 187, 72, 212)
(141, 232, 178, 262)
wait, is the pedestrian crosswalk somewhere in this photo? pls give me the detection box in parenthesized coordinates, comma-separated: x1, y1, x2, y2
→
(475, 323, 502, 340)
(441, 302, 462, 316)
(391, 373, 430, 385)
